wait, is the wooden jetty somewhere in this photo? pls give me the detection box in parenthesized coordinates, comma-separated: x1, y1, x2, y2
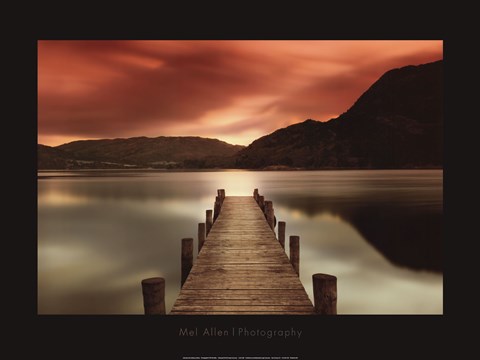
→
(141, 189, 337, 315)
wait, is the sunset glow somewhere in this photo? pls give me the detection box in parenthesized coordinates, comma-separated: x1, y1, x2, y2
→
(38, 40, 443, 146)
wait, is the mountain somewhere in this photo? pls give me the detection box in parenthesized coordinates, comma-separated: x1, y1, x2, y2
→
(38, 144, 73, 169)
(38, 144, 139, 169)
(38, 137, 244, 169)
(235, 60, 443, 169)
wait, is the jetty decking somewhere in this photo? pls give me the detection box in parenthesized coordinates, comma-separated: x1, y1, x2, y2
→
(170, 196, 315, 315)
(141, 189, 337, 315)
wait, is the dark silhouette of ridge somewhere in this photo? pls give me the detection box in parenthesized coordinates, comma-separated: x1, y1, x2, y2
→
(235, 60, 443, 169)
(38, 136, 244, 169)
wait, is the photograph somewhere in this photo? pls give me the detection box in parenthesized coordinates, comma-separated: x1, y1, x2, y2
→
(37, 40, 443, 319)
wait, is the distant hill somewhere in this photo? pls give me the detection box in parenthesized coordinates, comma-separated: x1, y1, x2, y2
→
(38, 144, 73, 169)
(235, 60, 443, 169)
(38, 144, 140, 169)
(38, 137, 244, 170)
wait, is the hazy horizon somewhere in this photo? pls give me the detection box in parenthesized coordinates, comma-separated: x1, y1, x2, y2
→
(38, 118, 321, 148)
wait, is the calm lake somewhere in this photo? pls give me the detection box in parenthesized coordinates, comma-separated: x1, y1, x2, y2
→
(38, 169, 443, 314)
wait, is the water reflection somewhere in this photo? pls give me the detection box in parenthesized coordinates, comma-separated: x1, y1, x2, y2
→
(269, 196, 442, 272)
(38, 170, 442, 314)
(274, 204, 442, 314)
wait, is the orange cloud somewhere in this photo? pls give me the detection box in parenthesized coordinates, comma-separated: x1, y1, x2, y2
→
(38, 40, 442, 146)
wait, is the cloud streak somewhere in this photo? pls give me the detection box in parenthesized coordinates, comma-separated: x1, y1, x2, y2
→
(38, 40, 443, 146)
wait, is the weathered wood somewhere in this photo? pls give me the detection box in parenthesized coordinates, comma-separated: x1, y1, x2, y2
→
(185, 271, 301, 281)
(253, 188, 259, 201)
(174, 298, 312, 306)
(217, 189, 225, 204)
(171, 305, 314, 312)
(177, 288, 311, 298)
(172, 311, 313, 315)
(182, 282, 304, 290)
(181, 238, 193, 287)
(264, 201, 275, 230)
(313, 273, 337, 315)
(141, 277, 166, 315)
(278, 221, 286, 249)
(198, 223, 206, 253)
(214, 196, 221, 221)
(206, 209, 213, 235)
(258, 195, 265, 212)
(289, 235, 300, 276)
(170, 196, 314, 315)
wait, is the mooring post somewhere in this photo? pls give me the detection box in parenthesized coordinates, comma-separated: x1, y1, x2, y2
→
(217, 189, 225, 205)
(253, 188, 259, 202)
(198, 223, 206, 253)
(312, 274, 337, 315)
(278, 221, 286, 249)
(181, 238, 193, 287)
(206, 209, 213, 235)
(141, 277, 166, 315)
(214, 196, 221, 221)
(289, 235, 300, 276)
(258, 195, 265, 212)
(265, 201, 275, 230)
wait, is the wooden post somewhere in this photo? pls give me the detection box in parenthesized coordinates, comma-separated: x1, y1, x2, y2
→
(206, 209, 213, 235)
(289, 235, 300, 276)
(265, 201, 275, 230)
(213, 196, 221, 222)
(181, 238, 193, 287)
(141, 277, 166, 315)
(253, 188, 259, 201)
(258, 195, 265, 212)
(217, 189, 225, 204)
(312, 274, 337, 315)
(278, 221, 286, 249)
(198, 223, 206, 253)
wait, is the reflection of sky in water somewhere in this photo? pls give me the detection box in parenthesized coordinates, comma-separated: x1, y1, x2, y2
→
(38, 170, 442, 314)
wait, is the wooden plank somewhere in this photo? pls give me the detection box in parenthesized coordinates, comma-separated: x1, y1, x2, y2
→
(189, 270, 296, 276)
(177, 289, 310, 295)
(170, 196, 314, 315)
(182, 284, 305, 290)
(171, 311, 313, 315)
(199, 252, 288, 257)
(182, 282, 304, 289)
(199, 250, 287, 255)
(177, 295, 311, 302)
(170, 305, 314, 312)
(185, 275, 303, 282)
(185, 274, 301, 281)
(176, 296, 311, 306)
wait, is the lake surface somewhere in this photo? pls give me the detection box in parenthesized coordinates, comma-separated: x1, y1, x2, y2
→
(38, 170, 443, 314)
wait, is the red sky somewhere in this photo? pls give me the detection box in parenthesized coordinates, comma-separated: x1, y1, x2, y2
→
(38, 40, 442, 146)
